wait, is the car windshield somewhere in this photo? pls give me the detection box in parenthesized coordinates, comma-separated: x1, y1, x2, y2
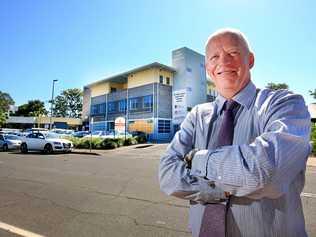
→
(45, 132, 60, 139)
(4, 134, 20, 140)
(91, 131, 102, 135)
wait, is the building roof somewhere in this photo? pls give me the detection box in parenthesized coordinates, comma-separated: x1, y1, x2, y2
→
(172, 47, 205, 58)
(6, 116, 82, 125)
(85, 62, 176, 88)
(308, 103, 316, 119)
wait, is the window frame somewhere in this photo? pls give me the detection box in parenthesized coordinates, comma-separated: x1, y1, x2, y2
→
(159, 75, 164, 84)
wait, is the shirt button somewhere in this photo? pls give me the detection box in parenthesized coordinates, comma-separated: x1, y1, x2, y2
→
(208, 182, 215, 188)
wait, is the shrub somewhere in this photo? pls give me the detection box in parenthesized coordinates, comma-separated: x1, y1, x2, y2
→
(111, 138, 124, 147)
(134, 135, 147, 144)
(74, 137, 103, 149)
(311, 124, 316, 156)
(101, 140, 118, 149)
(70, 135, 139, 150)
(123, 137, 138, 146)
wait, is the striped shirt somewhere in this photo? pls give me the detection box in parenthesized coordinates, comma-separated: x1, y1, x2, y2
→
(159, 81, 311, 237)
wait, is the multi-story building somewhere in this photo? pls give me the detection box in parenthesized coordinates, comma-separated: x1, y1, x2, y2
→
(83, 47, 216, 142)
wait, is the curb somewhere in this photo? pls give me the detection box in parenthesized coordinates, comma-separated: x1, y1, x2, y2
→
(71, 150, 101, 156)
(307, 157, 316, 167)
(71, 143, 160, 156)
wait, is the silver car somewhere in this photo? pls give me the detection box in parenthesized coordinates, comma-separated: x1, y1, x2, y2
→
(0, 134, 22, 151)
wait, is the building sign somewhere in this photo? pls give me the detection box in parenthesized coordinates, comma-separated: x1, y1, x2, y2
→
(115, 117, 126, 133)
(172, 89, 187, 124)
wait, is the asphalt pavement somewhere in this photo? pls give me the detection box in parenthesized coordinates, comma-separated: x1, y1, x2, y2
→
(0, 145, 315, 237)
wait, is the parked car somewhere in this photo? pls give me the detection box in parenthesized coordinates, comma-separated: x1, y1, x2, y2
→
(130, 131, 147, 138)
(103, 131, 133, 139)
(83, 131, 132, 139)
(51, 129, 74, 137)
(0, 134, 22, 151)
(20, 132, 73, 154)
(73, 131, 90, 138)
(83, 130, 109, 138)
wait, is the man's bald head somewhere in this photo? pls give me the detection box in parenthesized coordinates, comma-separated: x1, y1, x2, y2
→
(205, 28, 252, 54)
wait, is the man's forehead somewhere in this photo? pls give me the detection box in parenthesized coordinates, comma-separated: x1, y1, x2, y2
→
(206, 32, 250, 55)
(208, 33, 243, 49)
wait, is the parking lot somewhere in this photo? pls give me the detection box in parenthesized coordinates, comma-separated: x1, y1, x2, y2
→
(0, 145, 315, 237)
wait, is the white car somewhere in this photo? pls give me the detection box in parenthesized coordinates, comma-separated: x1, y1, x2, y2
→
(20, 132, 73, 154)
(102, 131, 133, 139)
(83, 131, 132, 139)
(83, 130, 107, 139)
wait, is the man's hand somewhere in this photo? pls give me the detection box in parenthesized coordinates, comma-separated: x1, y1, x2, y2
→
(184, 148, 199, 169)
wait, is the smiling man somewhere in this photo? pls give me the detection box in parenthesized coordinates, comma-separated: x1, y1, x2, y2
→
(159, 29, 311, 237)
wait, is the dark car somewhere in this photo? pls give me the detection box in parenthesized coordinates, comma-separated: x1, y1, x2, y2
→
(73, 131, 90, 138)
(130, 131, 147, 143)
(130, 131, 147, 137)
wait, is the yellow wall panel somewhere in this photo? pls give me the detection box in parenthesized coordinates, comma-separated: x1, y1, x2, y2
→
(128, 120, 153, 133)
(128, 69, 157, 88)
(90, 83, 110, 97)
(109, 82, 125, 90)
(37, 116, 82, 125)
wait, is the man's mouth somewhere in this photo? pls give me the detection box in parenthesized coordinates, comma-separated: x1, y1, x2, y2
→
(217, 70, 237, 75)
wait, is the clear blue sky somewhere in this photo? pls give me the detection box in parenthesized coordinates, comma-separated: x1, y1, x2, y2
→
(1, 0, 315, 107)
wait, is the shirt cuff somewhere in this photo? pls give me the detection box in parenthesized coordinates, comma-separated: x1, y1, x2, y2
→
(190, 150, 209, 178)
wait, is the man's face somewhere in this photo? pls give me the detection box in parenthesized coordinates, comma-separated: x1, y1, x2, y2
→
(205, 34, 254, 99)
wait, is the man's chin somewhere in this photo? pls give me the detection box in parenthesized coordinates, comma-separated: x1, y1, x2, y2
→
(216, 86, 240, 98)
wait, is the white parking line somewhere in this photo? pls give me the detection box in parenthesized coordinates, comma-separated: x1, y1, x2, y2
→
(0, 221, 45, 237)
(301, 192, 316, 198)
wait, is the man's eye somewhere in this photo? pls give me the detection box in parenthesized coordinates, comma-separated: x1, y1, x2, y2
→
(230, 51, 239, 56)
(210, 55, 218, 61)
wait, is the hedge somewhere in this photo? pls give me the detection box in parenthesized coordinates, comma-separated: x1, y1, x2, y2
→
(311, 124, 316, 156)
(64, 136, 139, 150)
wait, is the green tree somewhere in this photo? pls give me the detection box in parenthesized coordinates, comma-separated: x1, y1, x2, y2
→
(0, 91, 14, 126)
(54, 88, 83, 118)
(309, 89, 316, 100)
(53, 95, 68, 117)
(15, 100, 48, 117)
(266, 82, 289, 90)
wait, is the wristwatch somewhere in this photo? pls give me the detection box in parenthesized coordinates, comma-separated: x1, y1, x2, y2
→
(184, 148, 199, 169)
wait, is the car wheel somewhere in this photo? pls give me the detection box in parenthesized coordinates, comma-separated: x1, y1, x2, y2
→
(21, 143, 28, 153)
(44, 144, 53, 154)
(3, 144, 8, 152)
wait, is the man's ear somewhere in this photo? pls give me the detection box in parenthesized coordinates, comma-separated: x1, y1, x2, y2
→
(205, 61, 212, 78)
(249, 52, 255, 69)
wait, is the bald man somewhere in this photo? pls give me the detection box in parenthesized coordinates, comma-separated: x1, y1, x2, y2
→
(159, 29, 311, 237)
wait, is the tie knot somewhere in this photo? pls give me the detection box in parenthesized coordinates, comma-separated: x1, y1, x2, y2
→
(223, 100, 238, 112)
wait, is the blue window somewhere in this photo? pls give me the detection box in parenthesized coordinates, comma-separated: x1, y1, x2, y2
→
(91, 103, 106, 115)
(158, 120, 171, 133)
(91, 105, 99, 115)
(108, 102, 116, 113)
(159, 75, 163, 84)
(99, 103, 106, 113)
(143, 95, 153, 108)
(119, 99, 127, 112)
(129, 98, 140, 110)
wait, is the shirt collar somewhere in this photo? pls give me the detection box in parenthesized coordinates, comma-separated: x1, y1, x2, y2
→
(215, 81, 257, 115)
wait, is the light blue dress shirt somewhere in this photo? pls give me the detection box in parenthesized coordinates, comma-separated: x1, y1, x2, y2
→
(159, 81, 311, 237)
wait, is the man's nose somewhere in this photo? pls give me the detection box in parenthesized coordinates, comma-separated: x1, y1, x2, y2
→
(219, 53, 233, 64)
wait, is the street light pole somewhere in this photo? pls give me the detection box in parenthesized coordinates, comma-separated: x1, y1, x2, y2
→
(50, 79, 58, 130)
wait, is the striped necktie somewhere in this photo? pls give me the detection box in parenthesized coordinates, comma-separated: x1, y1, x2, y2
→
(199, 100, 239, 237)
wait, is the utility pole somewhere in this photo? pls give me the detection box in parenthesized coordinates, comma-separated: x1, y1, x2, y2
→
(50, 79, 58, 130)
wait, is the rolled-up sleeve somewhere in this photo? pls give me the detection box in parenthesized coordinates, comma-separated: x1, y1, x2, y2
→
(190, 92, 311, 199)
(159, 106, 227, 202)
